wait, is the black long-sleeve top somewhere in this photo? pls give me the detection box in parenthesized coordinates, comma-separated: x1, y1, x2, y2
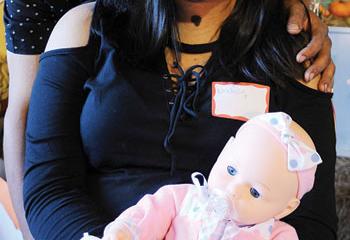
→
(24, 4, 337, 240)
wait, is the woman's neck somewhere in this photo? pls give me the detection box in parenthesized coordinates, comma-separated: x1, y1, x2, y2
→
(175, 0, 236, 44)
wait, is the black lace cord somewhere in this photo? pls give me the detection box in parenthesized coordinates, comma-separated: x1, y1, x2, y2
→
(163, 63, 208, 174)
(183, 68, 206, 117)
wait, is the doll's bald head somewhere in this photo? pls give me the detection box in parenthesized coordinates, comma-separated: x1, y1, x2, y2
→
(236, 112, 321, 199)
(208, 112, 322, 224)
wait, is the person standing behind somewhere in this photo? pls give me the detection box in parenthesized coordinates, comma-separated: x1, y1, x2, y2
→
(3, 2, 84, 239)
(3, 0, 336, 239)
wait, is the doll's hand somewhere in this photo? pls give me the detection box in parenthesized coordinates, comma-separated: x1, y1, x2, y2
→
(101, 222, 133, 240)
(102, 231, 132, 240)
(286, 0, 335, 93)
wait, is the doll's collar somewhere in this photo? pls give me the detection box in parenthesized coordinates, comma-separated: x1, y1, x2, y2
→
(191, 172, 208, 187)
(239, 218, 275, 240)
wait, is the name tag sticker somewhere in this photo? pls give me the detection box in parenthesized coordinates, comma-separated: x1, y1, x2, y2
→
(212, 82, 270, 121)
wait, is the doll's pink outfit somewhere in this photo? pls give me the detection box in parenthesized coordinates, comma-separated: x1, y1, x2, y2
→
(82, 112, 322, 240)
(103, 174, 298, 240)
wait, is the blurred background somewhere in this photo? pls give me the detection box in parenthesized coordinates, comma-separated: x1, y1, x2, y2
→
(329, 25, 350, 240)
(313, 2, 350, 237)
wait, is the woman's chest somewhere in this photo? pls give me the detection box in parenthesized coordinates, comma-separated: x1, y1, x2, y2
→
(79, 63, 286, 172)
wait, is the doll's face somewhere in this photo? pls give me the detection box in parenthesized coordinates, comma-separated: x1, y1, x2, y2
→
(208, 125, 299, 225)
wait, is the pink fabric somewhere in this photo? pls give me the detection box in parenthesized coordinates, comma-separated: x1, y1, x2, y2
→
(108, 184, 298, 240)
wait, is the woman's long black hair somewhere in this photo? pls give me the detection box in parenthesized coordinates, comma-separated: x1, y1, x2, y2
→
(94, 0, 310, 86)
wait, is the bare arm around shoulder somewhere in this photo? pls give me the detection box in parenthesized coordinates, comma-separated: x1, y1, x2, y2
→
(5, 2, 99, 240)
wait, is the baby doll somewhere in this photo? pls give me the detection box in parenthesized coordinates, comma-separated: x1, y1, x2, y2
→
(82, 112, 322, 240)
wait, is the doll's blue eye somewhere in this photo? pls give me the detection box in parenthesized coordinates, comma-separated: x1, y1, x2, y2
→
(227, 166, 237, 176)
(250, 188, 260, 198)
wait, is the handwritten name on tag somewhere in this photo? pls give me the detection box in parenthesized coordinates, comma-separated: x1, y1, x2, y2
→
(212, 82, 270, 121)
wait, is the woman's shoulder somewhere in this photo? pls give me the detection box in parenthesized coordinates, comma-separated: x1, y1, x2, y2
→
(45, 2, 96, 52)
(296, 76, 320, 91)
(290, 75, 332, 96)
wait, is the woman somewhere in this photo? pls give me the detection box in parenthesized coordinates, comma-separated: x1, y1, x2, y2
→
(24, 0, 337, 239)
(3, 1, 333, 240)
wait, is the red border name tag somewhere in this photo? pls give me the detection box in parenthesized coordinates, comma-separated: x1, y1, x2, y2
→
(212, 82, 270, 121)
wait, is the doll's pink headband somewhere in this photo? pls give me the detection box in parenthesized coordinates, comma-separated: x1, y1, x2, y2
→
(236, 112, 322, 199)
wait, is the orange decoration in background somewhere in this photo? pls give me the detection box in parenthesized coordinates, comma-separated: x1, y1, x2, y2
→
(329, 1, 350, 17)
(320, 5, 331, 17)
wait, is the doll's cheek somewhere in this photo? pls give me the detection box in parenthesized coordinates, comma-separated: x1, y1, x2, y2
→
(208, 172, 230, 190)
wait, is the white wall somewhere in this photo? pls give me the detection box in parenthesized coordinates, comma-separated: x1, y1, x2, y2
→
(329, 27, 350, 157)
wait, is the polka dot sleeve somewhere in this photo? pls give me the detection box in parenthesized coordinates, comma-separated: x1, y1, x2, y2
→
(4, 0, 82, 54)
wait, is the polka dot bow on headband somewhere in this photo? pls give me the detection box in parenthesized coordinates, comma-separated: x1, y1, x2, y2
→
(256, 112, 322, 172)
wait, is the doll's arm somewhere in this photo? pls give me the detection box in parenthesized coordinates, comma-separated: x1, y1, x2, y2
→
(102, 184, 189, 240)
